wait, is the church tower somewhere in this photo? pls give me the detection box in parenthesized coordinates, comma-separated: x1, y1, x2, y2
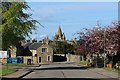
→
(54, 25, 66, 41)
(57, 25, 63, 40)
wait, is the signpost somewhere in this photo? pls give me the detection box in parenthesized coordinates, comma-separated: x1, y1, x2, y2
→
(0, 51, 8, 68)
(0, 51, 7, 58)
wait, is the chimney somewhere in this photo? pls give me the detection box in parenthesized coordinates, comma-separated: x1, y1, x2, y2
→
(32, 38, 37, 43)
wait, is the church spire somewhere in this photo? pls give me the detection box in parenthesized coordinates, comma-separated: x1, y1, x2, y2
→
(57, 25, 62, 38)
(62, 33, 66, 40)
(54, 25, 66, 41)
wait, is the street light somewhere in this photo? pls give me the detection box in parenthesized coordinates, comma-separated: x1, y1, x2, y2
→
(103, 27, 106, 68)
(68, 53, 70, 62)
(93, 53, 98, 67)
(94, 53, 98, 68)
(7, 50, 9, 69)
(95, 21, 100, 68)
(95, 21, 106, 67)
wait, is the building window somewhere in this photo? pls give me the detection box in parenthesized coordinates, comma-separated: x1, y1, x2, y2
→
(42, 48, 47, 52)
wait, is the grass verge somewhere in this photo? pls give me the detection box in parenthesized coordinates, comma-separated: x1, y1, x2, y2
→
(3, 63, 29, 67)
(79, 61, 87, 65)
(103, 67, 120, 73)
(0, 68, 17, 76)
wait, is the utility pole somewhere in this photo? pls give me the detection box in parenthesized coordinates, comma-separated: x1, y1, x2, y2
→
(104, 27, 106, 68)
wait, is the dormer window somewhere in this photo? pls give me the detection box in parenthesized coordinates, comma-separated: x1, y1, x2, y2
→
(42, 48, 47, 52)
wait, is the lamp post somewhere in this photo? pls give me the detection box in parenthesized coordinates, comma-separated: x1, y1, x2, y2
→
(68, 53, 70, 62)
(95, 53, 98, 68)
(103, 27, 106, 68)
(103, 53, 106, 68)
(7, 50, 9, 69)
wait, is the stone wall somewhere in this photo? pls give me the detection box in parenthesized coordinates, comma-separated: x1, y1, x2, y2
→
(32, 56, 38, 64)
(66, 54, 80, 63)
(23, 56, 32, 64)
(0, 58, 7, 64)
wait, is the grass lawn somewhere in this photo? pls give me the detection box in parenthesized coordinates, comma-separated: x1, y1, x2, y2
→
(3, 63, 30, 67)
(0, 68, 17, 76)
(79, 61, 87, 65)
(103, 67, 120, 73)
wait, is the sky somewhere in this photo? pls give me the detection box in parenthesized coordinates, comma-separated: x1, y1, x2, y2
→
(25, 2, 118, 41)
(25, 0, 119, 2)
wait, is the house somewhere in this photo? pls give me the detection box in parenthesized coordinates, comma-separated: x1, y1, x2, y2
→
(8, 25, 80, 64)
(28, 42, 42, 64)
(13, 37, 54, 64)
(16, 42, 32, 64)
(27, 38, 53, 64)
(37, 43, 53, 64)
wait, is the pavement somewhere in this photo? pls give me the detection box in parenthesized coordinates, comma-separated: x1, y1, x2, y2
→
(1, 64, 39, 79)
(2, 63, 119, 78)
(2, 69, 32, 79)
(88, 68, 119, 78)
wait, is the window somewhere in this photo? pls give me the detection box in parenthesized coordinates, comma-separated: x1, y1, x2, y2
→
(42, 48, 47, 52)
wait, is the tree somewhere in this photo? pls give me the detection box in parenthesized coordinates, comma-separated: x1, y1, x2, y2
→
(77, 22, 119, 66)
(1, 2, 39, 50)
(53, 41, 74, 56)
(74, 39, 85, 55)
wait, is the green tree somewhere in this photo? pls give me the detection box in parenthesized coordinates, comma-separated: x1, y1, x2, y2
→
(1, 2, 39, 50)
(53, 41, 74, 56)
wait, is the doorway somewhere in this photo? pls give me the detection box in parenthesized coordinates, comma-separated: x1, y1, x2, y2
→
(39, 57, 41, 63)
(27, 59, 31, 65)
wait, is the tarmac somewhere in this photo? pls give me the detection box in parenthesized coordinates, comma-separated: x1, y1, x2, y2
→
(1, 63, 120, 79)
(88, 68, 119, 78)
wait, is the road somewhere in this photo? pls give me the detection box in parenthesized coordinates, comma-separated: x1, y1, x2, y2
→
(21, 62, 118, 80)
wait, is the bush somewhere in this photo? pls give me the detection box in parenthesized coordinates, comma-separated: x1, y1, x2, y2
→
(117, 61, 120, 66)
(79, 61, 87, 65)
(116, 61, 120, 70)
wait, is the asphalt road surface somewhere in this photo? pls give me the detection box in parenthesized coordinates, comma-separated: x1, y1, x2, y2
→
(21, 62, 118, 80)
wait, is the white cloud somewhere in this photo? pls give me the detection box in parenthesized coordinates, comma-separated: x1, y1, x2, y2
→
(38, 34, 47, 40)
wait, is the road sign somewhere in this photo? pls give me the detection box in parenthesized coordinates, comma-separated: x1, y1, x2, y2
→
(0, 51, 7, 58)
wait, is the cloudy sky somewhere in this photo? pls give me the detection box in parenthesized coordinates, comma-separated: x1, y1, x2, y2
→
(25, 2, 118, 41)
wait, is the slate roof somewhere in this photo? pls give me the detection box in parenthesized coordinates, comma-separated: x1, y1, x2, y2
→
(29, 42, 42, 50)
(23, 43, 32, 49)
(16, 42, 32, 56)
(16, 40, 55, 56)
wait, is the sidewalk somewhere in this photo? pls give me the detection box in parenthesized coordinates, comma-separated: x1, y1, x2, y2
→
(2, 64, 40, 68)
(88, 68, 119, 78)
(78, 63, 119, 79)
(2, 69, 32, 78)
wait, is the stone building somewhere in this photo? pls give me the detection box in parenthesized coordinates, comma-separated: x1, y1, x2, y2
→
(54, 25, 66, 41)
(8, 25, 81, 64)
(28, 42, 42, 64)
(37, 43, 53, 64)
(7, 37, 53, 64)
(22, 38, 53, 64)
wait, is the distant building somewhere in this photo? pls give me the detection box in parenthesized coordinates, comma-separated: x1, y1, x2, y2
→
(7, 25, 80, 64)
(18, 37, 53, 64)
(37, 43, 53, 64)
(54, 25, 66, 41)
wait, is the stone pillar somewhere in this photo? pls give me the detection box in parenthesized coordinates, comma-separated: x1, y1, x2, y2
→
(67, 53, 70, 62)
